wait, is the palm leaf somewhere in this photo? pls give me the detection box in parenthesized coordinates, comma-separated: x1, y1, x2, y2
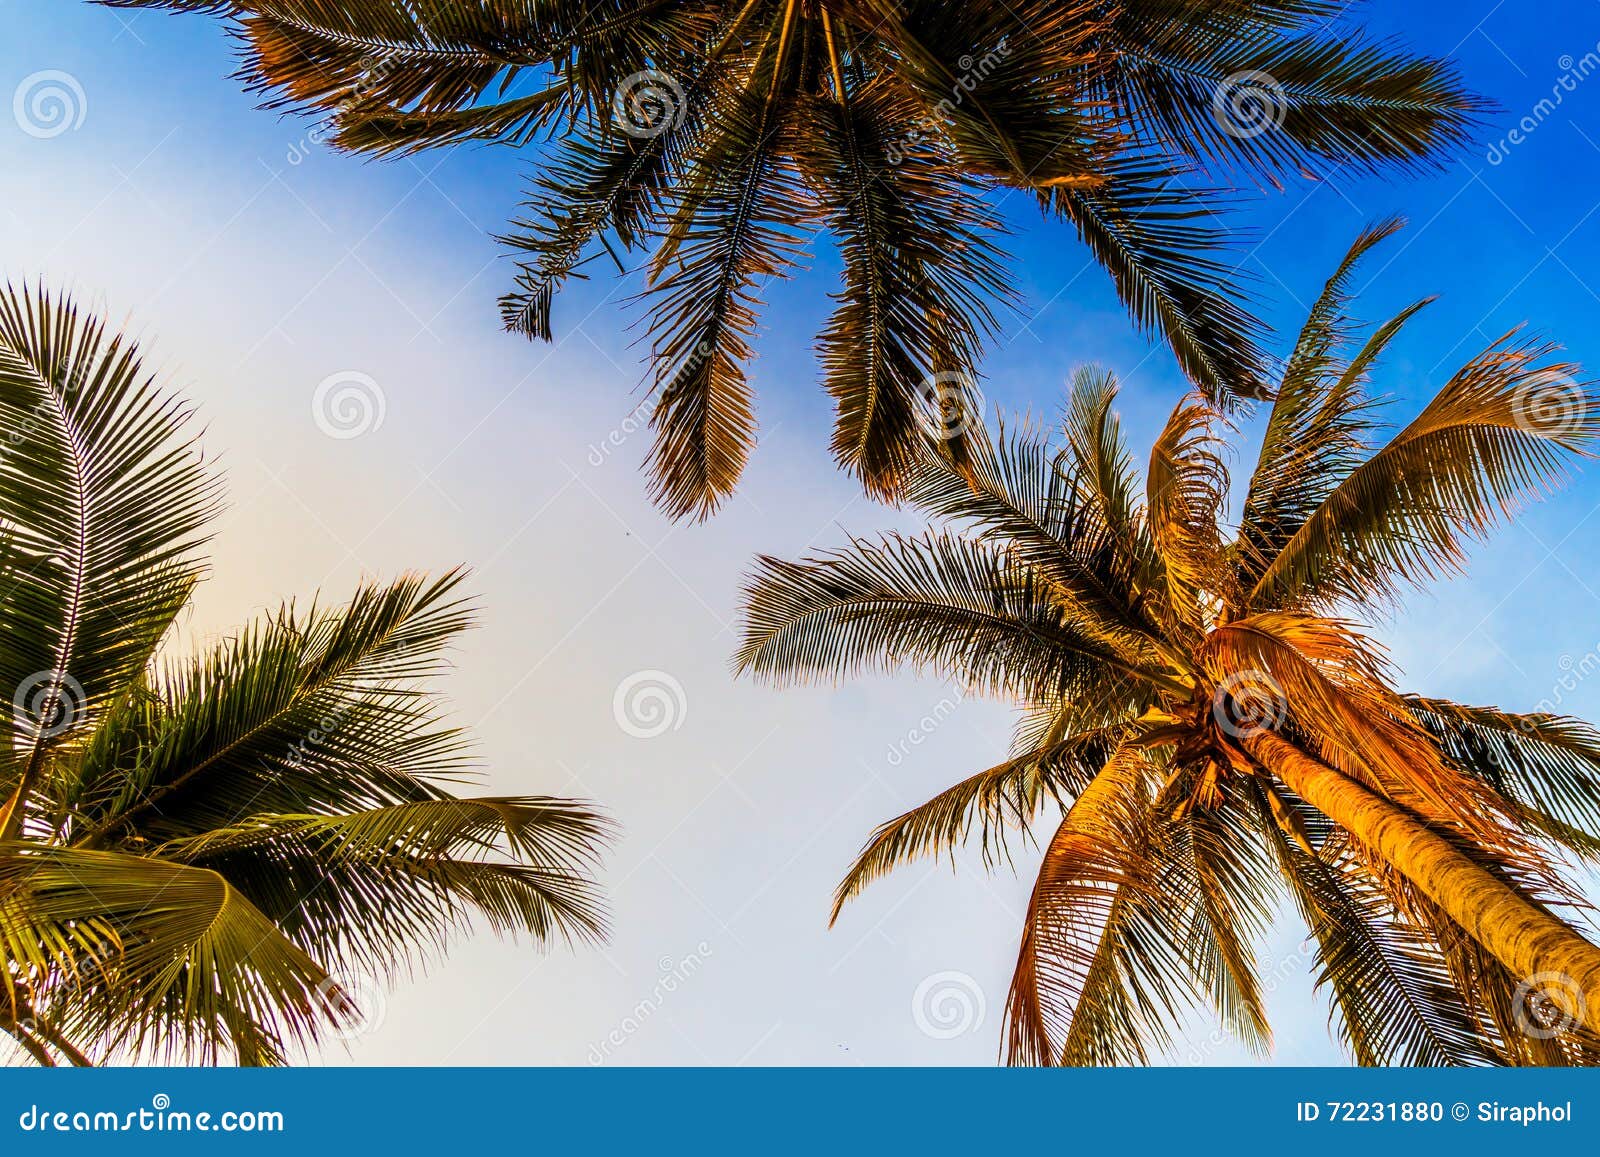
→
(830, 726, 1123, 922)
(1248, 334, 1600, 610)
(0, 285, 217, 838)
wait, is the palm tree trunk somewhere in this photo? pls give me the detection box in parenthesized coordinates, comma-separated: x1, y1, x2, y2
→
(0, 1016, 56, 1066)
(27, 1012, 93, 1066)
(1246, 731, 1600, 1037)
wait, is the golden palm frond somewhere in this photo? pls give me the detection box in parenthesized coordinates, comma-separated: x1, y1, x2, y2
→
(738, 224, 1600, 1065)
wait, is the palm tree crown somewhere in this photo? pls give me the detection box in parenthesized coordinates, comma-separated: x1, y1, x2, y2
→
(115, 0, 1482, 518)
(0, 286, 607, 1066)
(737, 222, 1600, 1066)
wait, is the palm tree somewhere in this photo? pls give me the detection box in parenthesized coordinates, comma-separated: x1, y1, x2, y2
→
(737, 221, 1600, 1066)
(113, 1, 1483, 519)
(0, 285, 608, 1066)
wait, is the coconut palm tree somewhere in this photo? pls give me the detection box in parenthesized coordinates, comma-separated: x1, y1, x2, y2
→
(0, 285, 607, 1066)
(112, 1, 1482, 519)
(736, 221, 1600, 1066)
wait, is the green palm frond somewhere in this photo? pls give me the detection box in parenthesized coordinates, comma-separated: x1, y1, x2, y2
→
(156, 798, 610, 959)
(736, 532, 1165, 701)
(71, 572, 477, 847)
(0, 284, 218, 840)
(0, 291, 609, 1066)
(3, 846, 337, 1065)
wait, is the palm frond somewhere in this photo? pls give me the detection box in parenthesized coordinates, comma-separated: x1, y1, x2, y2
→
(2, 845, 337, 1065)
(1102, 3, 1486, 177)
(1005, 745, 1203, 1065)
(1247, 779, 1494, 1065)
(798, 83, 1010, 495)
(0, 285, 218, 838)
(70, 572, 477, 847)
(1145, 394, 1228, 627)
(1046, 159, 1267, 404)
(157, 797, 610, 962)
(1248, 335, 1600, 611)
(1235, 219, 1418, 596)
(830, 726, 1123, 922)
(641, 83, 811, 520)
(1182, 795, 1275, 1051)
(1407, 696, 1600, 860)
(736, 532, 1164, 701)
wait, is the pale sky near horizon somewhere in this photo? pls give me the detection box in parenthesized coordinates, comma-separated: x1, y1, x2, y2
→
(4, 0, 1600, 1066)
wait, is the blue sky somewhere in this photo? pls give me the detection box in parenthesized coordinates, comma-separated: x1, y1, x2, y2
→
(3, 0, 1600, 1066)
